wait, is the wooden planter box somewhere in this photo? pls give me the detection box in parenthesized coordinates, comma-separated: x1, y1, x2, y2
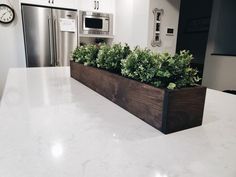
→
(70, 61, 207, 134)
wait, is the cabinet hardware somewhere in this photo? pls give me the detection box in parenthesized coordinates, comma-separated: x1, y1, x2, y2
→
(97, 1, 99, 10)
(94, 0, 96, 10)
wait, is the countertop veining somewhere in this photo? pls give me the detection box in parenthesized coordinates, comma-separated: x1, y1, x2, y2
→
(0, 67, 236, 177)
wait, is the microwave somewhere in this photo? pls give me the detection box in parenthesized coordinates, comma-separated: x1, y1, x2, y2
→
(79, 11, 113, 36)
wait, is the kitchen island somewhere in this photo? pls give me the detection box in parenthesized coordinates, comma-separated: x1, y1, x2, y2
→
(0, 67, 236, 177)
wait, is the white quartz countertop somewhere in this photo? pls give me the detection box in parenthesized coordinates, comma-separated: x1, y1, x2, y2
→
(0, 67, 236, 177)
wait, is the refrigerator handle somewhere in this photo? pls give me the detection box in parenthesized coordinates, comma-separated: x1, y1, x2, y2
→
(48, 16, 54, 66)
(53, 18, 59, 66)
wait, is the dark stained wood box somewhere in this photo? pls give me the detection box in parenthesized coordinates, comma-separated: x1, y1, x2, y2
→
(70, 61, 207, 134)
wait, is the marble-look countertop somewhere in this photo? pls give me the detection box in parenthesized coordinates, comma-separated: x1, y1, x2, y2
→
(0, 67, 236, 177)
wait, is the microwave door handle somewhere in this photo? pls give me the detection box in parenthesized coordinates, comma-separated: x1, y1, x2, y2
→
(94, 0, 96, 10)
(97, 1, 99, 10)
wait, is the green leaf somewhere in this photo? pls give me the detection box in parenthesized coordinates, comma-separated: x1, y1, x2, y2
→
(167, 83, 176, 90)
(73, 44, 201, 90)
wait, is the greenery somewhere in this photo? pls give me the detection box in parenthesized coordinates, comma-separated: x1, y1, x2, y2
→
(72, 43, 200, 90)
(121, 47, 157, 83)
(72, 44, 98, 67)
(154, 51, 200, 89)
(122, 49, 200, 89)
(96, 43, 131, 73)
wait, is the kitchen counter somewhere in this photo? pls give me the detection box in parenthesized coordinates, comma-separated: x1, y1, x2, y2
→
(0, 67, 236, 177)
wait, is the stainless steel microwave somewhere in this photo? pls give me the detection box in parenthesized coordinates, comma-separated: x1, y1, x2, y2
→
(79, 11, 113, 36)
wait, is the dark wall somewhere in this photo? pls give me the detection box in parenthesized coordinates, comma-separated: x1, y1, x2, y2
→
(176, 0, 213, 64)
(213, 0, 236, 56)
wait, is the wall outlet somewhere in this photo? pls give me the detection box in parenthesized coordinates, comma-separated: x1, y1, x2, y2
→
(166, 28, 174, 36)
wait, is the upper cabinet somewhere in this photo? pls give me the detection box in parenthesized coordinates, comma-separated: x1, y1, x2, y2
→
(20, 0, 115, 14)
(98, 0, 115, 13)
(78, 0, 115, 14)
(78, 0, 95, 11)
(20, 0, 77, 9)
(20, 0, 52, 7)
(53, 0, 77, 9)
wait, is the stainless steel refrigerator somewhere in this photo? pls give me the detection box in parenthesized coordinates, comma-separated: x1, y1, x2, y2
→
(21, 5, 78, 67)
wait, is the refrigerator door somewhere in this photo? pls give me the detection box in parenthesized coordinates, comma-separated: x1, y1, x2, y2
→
(22, 5, 54, 67)
(52, 9, 78, 66)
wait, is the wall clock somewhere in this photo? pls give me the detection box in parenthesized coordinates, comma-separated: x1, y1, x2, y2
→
(0, 4, 15, 24)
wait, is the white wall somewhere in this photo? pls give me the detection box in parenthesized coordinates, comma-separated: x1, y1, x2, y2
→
(0, 0, 26, 99)
(131, 0, 150, 48)
(114, 0, 150, 48)
(202, 0, 236, 91)
(114, 0, 180, 55)
(147, 0, 180, 55)
(114, 0, 134, 45)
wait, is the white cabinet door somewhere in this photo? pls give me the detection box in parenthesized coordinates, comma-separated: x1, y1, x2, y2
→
(78, 0, 96, 11)
(78, 0, 115, 14)
(20, 0, 77, 9)
(20, 0, 52, 7)
(53, 0, 77, 9)
(98, 0, 115, 13)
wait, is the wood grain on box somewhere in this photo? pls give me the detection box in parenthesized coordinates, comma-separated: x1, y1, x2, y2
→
(71, 61, 206, 134)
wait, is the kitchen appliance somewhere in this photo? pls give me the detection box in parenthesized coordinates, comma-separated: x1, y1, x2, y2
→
(79, 11, 113, 36)
(21, 4, 78, 67)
